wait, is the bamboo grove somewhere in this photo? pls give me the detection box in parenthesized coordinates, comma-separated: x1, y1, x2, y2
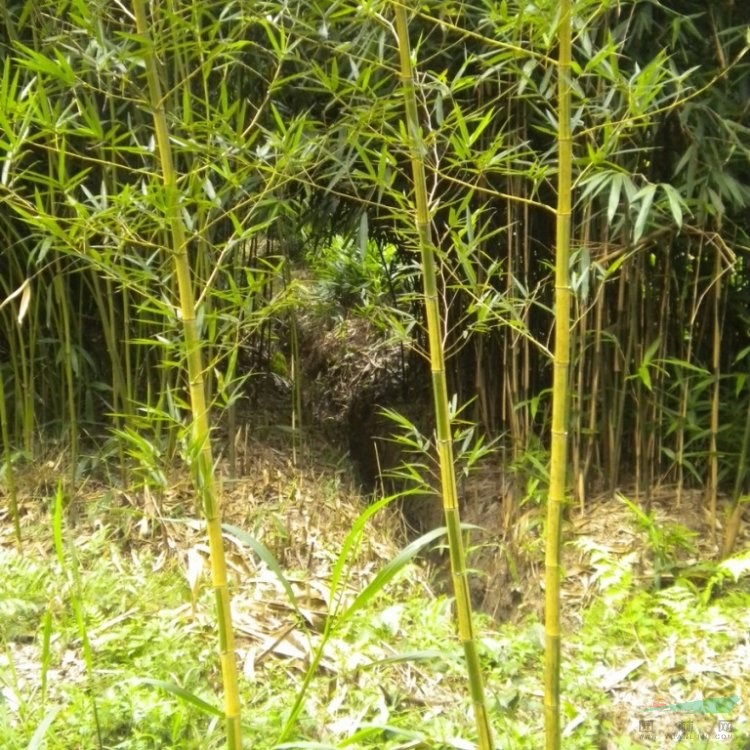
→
(1, 0, 750, 743)
(3, 0, 748, 531)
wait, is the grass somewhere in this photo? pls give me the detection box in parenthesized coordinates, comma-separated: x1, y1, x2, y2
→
(1, 526, 217, 749)
(1, 466, 749, 749)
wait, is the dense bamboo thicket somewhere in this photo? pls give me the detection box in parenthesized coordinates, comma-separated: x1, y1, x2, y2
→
(1, 1, 749, 747)
(1, 0, 749, 543)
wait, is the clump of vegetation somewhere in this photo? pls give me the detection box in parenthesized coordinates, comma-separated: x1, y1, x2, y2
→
(305, 234, 409, 317)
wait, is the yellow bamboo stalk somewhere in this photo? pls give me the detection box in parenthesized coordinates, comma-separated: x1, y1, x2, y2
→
(708, 250, 721, 541)
(392, 4, 494, 748)
(545, 0, 572, 748)
(132, 3, 241, 748)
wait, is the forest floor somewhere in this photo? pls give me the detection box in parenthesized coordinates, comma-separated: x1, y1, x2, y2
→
(1, 436, 750, 750)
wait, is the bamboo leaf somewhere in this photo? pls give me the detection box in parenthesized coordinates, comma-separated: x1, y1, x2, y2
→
(135, 678, 223, 717)
(633, 183, 656, 243)
(642, 337, 661, 366)
(339, 526, 448, 624)
(468, 108, 494, 148)
(577, 170, 610, 203)
(222, 523, 302, 619)
(14, 44, 76, 86)
(0, 279, 31, 323)
(607, 173, 622, 224)
(638, 364, 652, 391)
(26, 707, 62, 750)
(661, 183, 684, 228)
(327, 493, 397, 614)
(659, 357, 710, 375)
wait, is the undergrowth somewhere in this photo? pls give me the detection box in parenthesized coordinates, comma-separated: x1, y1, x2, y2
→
(1, 482, 749, 750)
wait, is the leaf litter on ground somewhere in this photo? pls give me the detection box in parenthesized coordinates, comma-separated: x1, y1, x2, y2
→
(0, 445, 749, 748)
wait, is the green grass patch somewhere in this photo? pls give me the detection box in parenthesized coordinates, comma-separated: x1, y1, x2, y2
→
(1, 513, 749, 749)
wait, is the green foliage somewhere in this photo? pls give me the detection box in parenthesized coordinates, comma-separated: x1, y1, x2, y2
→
(0, 554, 47, 643)
(0, 521, 215, 749)
(618, 493, 697, 589)
(702, 550, 750, 604)
(378, 401, 497, 496)
(304, 233, 410, 321)
(575, 537, 638, 610)
(2, 495, 749, 750)
(0, 0, 748, 497)
(1, 1, 750, 747)
(51, 482, 102, 748)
